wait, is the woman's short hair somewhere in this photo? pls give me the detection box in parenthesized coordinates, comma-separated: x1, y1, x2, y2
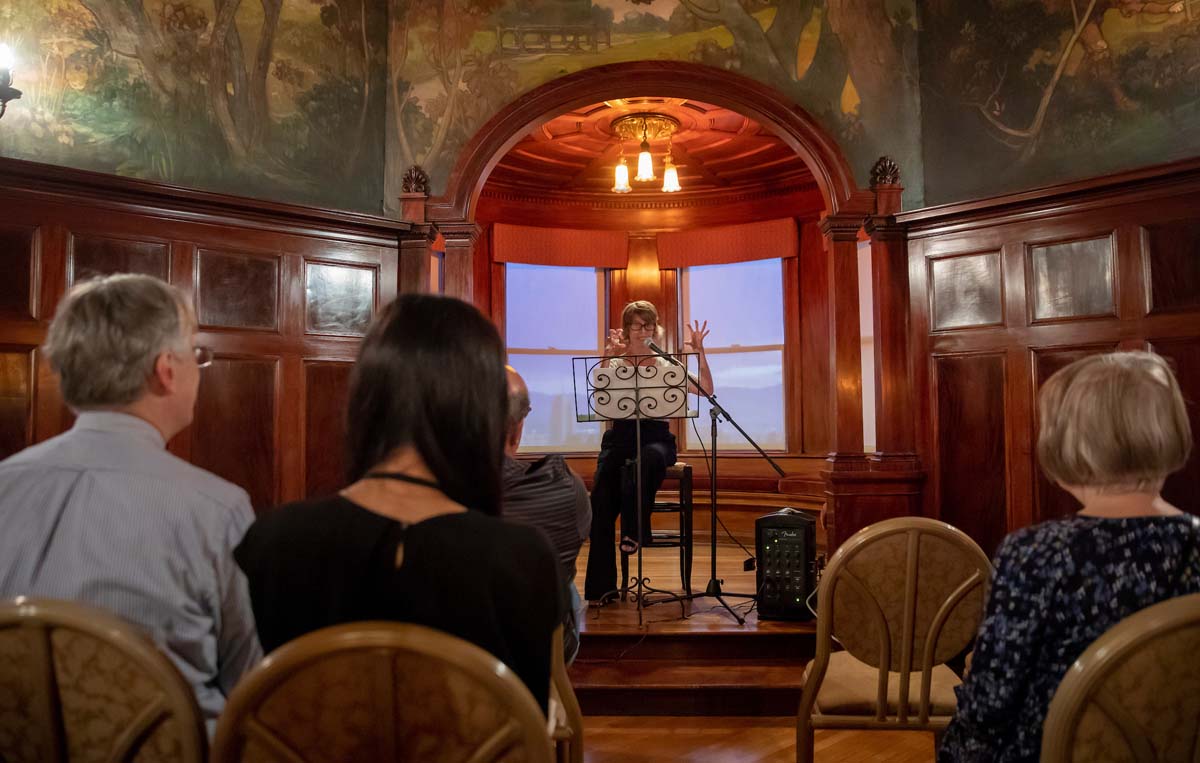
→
(345, 294, 508, 515)
(621, 300, 658, 332)
(1037, 351, 1192, 491)
(42, 274, 192, 409)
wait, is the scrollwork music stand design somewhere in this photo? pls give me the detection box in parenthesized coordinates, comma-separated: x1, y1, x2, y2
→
(573, 353, 697, 625)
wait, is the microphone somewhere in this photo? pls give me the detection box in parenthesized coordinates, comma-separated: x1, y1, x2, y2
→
(645, 339, 707, 396)
(644, 339, 681, 366)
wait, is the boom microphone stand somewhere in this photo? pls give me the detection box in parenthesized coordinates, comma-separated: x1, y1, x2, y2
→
(644, 341, 786, 625)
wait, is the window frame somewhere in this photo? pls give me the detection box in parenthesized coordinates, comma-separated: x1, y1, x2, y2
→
(504, 263, 608, 454)
(677, 259, 789, 453)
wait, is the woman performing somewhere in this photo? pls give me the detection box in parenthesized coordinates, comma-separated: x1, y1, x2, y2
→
(583, 300, 713, 604)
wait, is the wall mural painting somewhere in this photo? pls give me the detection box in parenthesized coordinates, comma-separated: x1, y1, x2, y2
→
(921, 0, 1200, 205)
(384, 0, 924, 213)
(0, 0, 387, 213)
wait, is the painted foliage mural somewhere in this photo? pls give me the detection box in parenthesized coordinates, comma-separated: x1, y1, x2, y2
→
(0, 0, 387, 212)
(383, 0, 923, 212)
(922, 0, 1200, 204)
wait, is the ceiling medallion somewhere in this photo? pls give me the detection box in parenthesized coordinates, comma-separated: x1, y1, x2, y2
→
(610, 112, 680, 143)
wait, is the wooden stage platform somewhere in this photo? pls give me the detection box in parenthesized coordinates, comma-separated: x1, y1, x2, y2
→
(569, 508, 937, 761)
(569, 507, 817, 717)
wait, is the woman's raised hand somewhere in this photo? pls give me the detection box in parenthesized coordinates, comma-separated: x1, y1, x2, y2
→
(605, 328, 628, 357)
(683, 320, 709, 353)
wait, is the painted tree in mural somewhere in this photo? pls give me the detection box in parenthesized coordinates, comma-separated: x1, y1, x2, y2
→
(76, 0, 284, 162)
(320, 0, 383, 176)
(209, 0, 282, 161)
(629, 0, 916, 174)
(924, 0, 1195, 163)
(386, 0, 519, 197)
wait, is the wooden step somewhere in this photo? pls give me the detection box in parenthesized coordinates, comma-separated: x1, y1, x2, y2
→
(577, 628, 815, 663)
(569, 659, 807, 716)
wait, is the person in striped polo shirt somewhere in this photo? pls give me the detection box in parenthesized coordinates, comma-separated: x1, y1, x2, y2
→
(501, 366, 591, 662)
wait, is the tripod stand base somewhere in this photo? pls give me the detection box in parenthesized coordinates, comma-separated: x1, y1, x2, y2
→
(587, 590, 621, 609)
(637, 578, 755, 625)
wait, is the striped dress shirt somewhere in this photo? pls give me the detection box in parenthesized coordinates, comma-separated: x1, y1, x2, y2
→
(0, 412, 262, 732)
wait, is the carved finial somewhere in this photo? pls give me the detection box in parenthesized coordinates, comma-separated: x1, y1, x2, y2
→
(871, 156, 900, 187)
(402, 165, 429, 195)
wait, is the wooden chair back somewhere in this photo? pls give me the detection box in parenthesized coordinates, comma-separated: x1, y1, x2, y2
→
(1042, 592, 1200, 763)
(549, 624, 583, 763)
(0, 596, 206, 763)
(801, 517, 992, 726)
(211, 621, 553, 763)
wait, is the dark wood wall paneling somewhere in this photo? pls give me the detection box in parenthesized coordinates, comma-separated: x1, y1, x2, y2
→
(901, 160, 1200, 552)
(933, 353, 1008, 555)
(0, 160, 408, 511)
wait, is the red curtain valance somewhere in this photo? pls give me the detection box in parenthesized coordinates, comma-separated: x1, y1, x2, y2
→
(493, 224, 628, 268)
(656, 218, 798, 269)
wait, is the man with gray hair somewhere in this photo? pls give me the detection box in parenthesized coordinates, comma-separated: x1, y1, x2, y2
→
(501, 366, 591, 662)
(0, 274, 261, 733)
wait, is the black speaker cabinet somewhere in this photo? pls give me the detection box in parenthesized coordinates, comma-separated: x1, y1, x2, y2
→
(755, 508, 817, 620)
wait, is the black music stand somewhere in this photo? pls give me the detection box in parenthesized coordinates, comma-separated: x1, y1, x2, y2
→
(639, 345, 787, 626)
(573, 353, 696, 625)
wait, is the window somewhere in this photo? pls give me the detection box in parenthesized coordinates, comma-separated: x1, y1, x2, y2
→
(680, 258, 786, 451)
(505, 263, 605, 452)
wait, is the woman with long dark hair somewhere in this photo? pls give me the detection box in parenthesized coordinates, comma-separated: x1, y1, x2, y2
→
(235, 294, 563, 710)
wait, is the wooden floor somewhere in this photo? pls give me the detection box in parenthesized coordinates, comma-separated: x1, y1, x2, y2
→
(569, 508, 937, 762)
(582, 717, 935, 762)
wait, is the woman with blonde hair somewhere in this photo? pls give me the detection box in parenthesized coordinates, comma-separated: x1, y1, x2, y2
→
(939, 351, 1200, 762)
(583, 300, 713, 603)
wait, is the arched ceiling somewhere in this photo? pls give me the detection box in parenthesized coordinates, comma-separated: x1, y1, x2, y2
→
(481, 97, 815, 203)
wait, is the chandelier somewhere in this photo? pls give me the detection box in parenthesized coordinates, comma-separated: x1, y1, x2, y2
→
(610, 113, 681, 194)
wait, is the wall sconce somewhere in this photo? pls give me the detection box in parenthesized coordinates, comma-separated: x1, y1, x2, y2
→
(0, 44, 21, 120)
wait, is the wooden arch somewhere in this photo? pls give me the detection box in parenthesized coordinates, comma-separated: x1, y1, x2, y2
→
(425, 61, 876, 223)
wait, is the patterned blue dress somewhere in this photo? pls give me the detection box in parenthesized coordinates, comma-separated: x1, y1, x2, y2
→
(938, 514, 1200, 763)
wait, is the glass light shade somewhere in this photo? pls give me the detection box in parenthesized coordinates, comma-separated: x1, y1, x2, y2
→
(661, 158, 681, 192)
(635, 140, 655, 181)
(612, 157, 632, 193)
(0, 45, 14, 72)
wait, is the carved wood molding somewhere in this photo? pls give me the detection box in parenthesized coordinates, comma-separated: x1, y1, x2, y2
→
(819, 214, 865, 241)
(898, 156, 1200, 237)
(0, 157, 410, 246)
(864, 217, 908, 241)
(435, 221, 482, 247)
(428, 61, 873, 223)
(478, 182, 819, 210)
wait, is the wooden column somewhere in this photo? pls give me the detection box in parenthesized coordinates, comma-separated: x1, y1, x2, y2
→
(438, 222, 480, 303)
(865, 215, 918, 467)
(819, 208, 924, 550)
(398, 223, 434, 294)
(819, 215, 867, 460)
(473, 222, 493, 314)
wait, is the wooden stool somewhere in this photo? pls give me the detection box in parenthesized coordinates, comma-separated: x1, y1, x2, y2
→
(620, 462, 694, 598)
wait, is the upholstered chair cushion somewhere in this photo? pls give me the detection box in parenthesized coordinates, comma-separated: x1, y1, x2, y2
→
(804, 650, 961, 717)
